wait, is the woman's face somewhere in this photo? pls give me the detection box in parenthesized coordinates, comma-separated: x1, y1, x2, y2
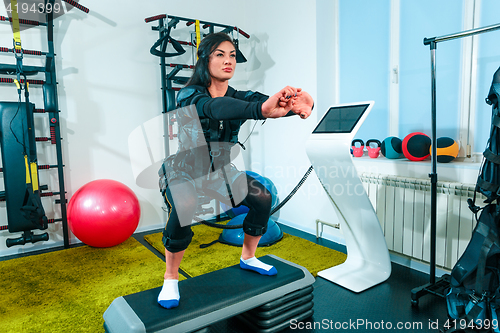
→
(208, 41, 236, 83)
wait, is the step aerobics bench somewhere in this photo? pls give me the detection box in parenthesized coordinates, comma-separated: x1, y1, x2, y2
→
(103, 255, 315, 333)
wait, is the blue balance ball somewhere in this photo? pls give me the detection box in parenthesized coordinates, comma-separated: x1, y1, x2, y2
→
(245, 171, 279, 208)
(220, 171, 279, 218)
(220, 213, 283, 247)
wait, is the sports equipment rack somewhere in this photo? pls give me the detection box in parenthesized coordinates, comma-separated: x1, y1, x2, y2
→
(0, 0, 89, 248)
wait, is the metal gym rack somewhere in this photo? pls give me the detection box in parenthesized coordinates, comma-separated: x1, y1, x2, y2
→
(0, 0, 89, 248)
(411, 22, 500, 306)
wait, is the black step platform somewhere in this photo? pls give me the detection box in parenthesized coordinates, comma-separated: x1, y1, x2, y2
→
(103, 255, 315, 333)
(236, 285, 314, 333)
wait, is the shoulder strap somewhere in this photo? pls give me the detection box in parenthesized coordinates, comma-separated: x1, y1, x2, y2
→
(177, 85, 208, 110)
(484, 148, 500, 165)
(176, 86, 198, 105)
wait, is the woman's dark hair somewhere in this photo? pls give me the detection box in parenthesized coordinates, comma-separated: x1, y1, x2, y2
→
(186, 32, 235, 88)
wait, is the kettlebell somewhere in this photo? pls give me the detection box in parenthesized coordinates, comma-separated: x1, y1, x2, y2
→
(351, 139, 364, 157)
(366, 139, 381, 158)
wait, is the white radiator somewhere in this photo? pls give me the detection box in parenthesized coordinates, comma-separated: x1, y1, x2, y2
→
(359, 173, 484, 270)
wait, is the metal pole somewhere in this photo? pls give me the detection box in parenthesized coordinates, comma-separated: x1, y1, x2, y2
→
(424, 22, 500, 285)
(424, 22, 500, 45)
(412, 22, 500, 306)
(47, 8, 69, 248)
(429, 42, 437, 285)
(158, 17, 170, 158)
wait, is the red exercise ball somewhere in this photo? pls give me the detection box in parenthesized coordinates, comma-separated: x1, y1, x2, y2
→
(67, 179, 140, 247)
(402, 132, 431, 161)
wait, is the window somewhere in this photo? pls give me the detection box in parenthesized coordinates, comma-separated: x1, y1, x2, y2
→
(332, 0, 500, 158)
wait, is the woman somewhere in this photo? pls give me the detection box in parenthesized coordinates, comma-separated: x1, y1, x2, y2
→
(157, 32, 313, 309)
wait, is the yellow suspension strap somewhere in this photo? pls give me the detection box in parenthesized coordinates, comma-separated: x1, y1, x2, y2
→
(9, 0, 31, 159)
(21, 151, 46, 227)
(10, 0, 23, 87)
(195, 19, 201, 60)
(10, 0, 22, 52)
(24, 155, 38, 191)
(9, 0, 46, 228)
(9, 0, 33, 157)
(9, 0, 31, 107)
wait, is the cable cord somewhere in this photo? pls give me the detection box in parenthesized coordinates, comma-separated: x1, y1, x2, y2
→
(9, 85, 27, 153)
(238, 120, 263, 148)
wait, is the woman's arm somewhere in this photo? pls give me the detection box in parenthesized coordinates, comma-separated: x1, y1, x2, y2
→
(177, 85, 266, 120)
(261, 86, 313, 119)
(177, 85, 313, 120)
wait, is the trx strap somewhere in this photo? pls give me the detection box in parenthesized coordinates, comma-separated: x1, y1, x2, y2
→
(8, 1, 47, 229)
(10, 0, 22, 51)
(10, 0, 23, 89)
(25, 155, 38, 192)
(195, 20, 201, 60)
(21, 155, 46, 227)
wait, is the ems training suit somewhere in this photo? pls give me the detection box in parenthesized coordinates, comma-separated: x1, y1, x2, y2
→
(159, 85, 274, 253)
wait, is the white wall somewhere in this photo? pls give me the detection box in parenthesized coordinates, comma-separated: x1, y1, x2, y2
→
(0, 0, 339, 256)
(237, 1, 340, 241)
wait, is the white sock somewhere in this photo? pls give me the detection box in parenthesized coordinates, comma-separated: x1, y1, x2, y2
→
(157, 279, 180, 309)
(241, 256, 274, 271)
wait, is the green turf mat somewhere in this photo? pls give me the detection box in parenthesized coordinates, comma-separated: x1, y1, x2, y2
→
(0, 237, 178, 333)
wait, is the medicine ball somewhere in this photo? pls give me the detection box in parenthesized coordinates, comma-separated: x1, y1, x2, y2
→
(430, 137, 459, 163)
(402, 132, 431, 161)
(381, 137, 403, 159)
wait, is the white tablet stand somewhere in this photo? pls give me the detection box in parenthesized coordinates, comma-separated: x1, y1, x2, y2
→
(305, 101, 391, 293)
